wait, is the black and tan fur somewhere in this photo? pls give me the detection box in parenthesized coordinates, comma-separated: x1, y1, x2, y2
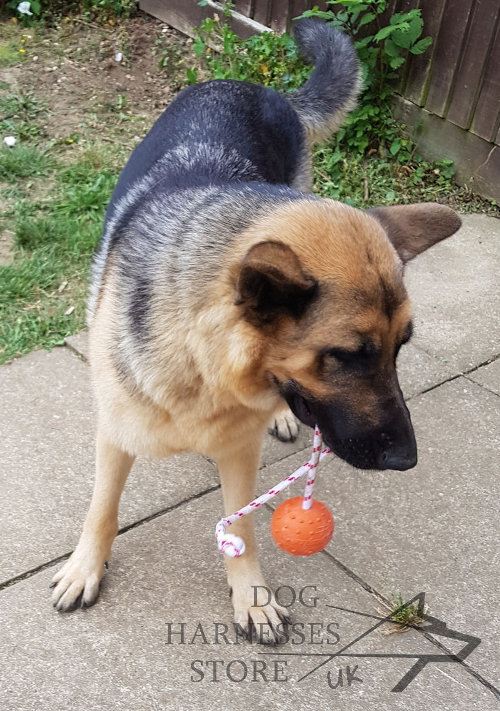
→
(50, 19, 461, 642)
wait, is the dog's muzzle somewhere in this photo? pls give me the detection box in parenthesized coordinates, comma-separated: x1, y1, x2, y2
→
(280, 381, 417, 472)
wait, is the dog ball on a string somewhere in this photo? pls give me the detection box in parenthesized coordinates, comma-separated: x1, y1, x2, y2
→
(216, 428, 335, 559)
(271, 496, 334, 556)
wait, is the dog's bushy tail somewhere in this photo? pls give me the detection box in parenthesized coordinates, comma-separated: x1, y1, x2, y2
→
(288, 18, 362, 144)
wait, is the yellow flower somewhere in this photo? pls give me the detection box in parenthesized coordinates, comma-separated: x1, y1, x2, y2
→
(259, 63, 270, 75)
(19, 49, 25, 53)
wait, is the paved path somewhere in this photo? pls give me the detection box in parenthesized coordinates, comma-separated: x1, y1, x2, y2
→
(1, 215, 499, 710)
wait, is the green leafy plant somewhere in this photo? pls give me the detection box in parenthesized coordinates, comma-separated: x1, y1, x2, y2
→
(377, 593, 429, 634)
(83, 0, 138, 16)
(0, 91, 46, 121)
(2, 0, 141, 22)
(187, 4, 310, 91)
(5, 0, 42, 25)
(301, 0, 432, 158)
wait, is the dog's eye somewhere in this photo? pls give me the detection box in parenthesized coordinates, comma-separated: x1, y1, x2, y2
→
(326, 347, 357, 364)
(326, 342, 375, 364)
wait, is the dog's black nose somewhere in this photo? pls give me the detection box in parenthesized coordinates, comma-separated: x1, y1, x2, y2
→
(378, 445, 417, 471)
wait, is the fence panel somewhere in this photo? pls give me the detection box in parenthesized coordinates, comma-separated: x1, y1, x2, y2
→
(424, 0, 475, 117)
(446, 0, 499, 130)
(470, 17, 500, 142)
(403, 0, 446, 106)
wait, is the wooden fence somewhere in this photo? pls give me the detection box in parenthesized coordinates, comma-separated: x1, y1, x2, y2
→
(140, 0, 500, 201)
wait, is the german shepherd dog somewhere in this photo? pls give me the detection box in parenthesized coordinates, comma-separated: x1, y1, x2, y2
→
(51, 19, 461, 642)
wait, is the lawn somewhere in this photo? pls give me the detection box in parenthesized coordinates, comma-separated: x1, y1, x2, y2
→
(0, 13, 189, 363)
(0, 8, 497, 364)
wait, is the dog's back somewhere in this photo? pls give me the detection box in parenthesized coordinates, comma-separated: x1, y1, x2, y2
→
(88, 20, 360, 322)
(109, 80, 304, 205)
(108, 19, 360, 208)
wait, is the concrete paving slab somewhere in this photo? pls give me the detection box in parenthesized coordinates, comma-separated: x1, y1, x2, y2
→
(260, 421, 312, 466)
(0, 489, 496, 711)
(0, 348, 219, 583)
(405, 214, 500, 372)
(260, 377, 500, 692)
(467, 357, 500, 396)
(395, 342, 456, 399)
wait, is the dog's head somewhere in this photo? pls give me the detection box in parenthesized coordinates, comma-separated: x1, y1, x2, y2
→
(235, 200, 461, 471)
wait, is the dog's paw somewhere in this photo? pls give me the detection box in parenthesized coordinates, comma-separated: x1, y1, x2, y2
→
(231, 584, 291, 645)
(50, 544, 107, 612)
(268, 407, 299, 443)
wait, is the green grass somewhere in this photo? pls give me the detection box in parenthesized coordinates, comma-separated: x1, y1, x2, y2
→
(0, 91, 45, 119)
(54, 156, 117, 218)
(0, 135, 121, 363)
(0, 92, 49, 141)
(0, 144, 56, 179)
(0, 40, 23, 67)
(0, 245, 88, 359)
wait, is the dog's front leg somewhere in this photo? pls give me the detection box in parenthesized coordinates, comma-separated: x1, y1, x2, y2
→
(216, 443, 290, 645)
(50, 426, 134, 611)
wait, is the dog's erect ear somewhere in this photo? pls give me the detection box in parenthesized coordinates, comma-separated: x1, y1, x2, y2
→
(368, 203, 462, 263)
(236, 241, 317, 325)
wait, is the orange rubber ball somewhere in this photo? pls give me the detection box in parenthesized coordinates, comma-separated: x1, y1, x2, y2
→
(271, 496, 334, 556)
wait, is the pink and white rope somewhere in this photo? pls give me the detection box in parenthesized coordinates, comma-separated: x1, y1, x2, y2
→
(216, 427, 331, 557)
